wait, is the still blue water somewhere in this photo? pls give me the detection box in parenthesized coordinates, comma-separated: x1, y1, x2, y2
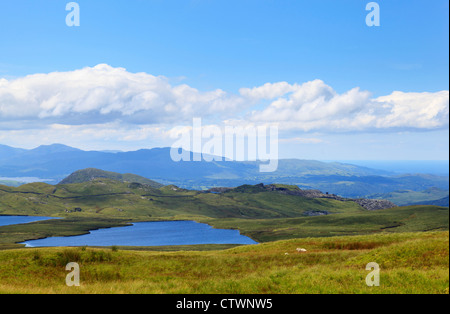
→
(0, 215, 57, 227)
(20, 220, 258, 247)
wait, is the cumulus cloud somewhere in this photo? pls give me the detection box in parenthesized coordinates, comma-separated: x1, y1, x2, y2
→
(373, 91, 449, 129)
(245, 80, 449, 132)
(239, 82, 298, 100)
(0, 64, 448, 136)
(0, 64, 244, 125)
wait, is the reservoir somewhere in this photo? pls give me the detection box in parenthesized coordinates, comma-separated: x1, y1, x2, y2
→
(19, 220, 258, 247)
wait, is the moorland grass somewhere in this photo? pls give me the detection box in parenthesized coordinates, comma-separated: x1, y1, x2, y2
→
(0, 231, 447, 294)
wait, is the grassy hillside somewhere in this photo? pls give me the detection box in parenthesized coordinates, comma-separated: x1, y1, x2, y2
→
(0, 176, 448, 294)
(59, 168, 163, 188)
(0, 231, 447, 294)
(0, 179, 448, 249)
(205, 205, 449, 242)
(0, 179, 365, 220)
(368, 187, 449, 206)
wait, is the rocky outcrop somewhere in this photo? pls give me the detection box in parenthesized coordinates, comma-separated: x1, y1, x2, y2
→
(283, 189, 347, 201)
(287, 189, 397, 210)
(351, 198, 397, 211)
(207, 183, 397, 211)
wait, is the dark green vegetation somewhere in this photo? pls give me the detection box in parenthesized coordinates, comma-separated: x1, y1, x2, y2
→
(0, 174, 448, 249)
(0, 231, 448, 293)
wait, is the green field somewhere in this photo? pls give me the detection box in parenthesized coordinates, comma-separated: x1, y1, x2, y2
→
(0, 178, 448, 294)
(0, 231, 447, 294)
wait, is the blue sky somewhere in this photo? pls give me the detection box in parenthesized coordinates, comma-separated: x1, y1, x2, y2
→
(0, 0, 448, 160)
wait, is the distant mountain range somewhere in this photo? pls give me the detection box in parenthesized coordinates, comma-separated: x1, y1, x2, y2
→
(0, 143, 448, 200)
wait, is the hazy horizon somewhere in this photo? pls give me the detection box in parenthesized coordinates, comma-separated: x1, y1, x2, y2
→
(2, 142, 449, 162)
(1, 142, 449, 178)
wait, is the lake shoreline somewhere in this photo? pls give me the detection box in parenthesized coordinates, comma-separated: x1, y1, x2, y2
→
(12, 218, 258, 248)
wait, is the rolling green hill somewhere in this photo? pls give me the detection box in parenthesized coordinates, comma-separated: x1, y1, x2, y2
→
(367, 187, 449, 206)
(0, 167, 447, 294)
(58, 168, 163, 188)
(0, 176, 448, 249)
(0, 179, 364, 219)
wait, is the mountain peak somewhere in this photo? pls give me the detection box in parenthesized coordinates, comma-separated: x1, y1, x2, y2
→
(32, 143, 81, 153)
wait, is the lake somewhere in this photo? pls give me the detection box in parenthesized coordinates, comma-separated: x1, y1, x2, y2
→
(0, 215, 58, 227)
(19, 220, 258, 247)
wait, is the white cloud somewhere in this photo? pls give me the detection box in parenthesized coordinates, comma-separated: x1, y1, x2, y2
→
(0, 64, 448, 139)
(0, 64, 244, 125)
(239, 81, 298, 100)
(373, 91, 449, 129)
(245, 80, 449, 132)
